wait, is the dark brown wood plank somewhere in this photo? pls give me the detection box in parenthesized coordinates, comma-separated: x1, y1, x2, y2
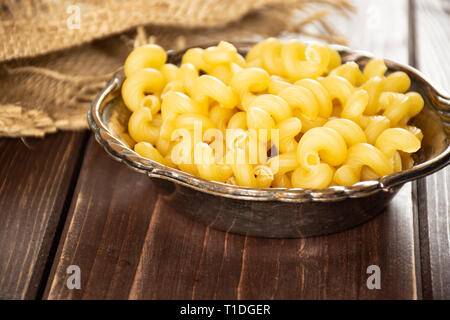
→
(414, 0, 450, 300)
(0, 132, 87, 299)
(45, 140, 419, 300)
(45, 0, 420, 300)
(43, 137, 163, 299)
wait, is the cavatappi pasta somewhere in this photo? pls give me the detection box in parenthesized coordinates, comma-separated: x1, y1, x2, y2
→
(122, 39, 424, 189)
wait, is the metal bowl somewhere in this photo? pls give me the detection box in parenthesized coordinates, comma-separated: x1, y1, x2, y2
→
(88, 42, 450, 238)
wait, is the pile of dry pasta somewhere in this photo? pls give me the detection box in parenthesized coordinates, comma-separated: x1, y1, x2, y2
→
(121, 38, 424, 189)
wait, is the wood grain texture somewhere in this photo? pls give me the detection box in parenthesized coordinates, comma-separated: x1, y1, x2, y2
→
(334, 0, 409, 63)
(414, 0, 450, 300)
(45, 141, 419, 300)
(44, 0, 421, 300)
(44, 137, 162, 299)
(0, 132, 87, 299)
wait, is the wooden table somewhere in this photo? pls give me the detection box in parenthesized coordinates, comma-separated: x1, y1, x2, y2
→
(0, 0, 449, 300)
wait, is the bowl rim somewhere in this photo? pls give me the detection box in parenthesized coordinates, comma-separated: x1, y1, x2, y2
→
(88, 42, 450, 203)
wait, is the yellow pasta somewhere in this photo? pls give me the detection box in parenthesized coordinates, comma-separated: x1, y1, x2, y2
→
(176, 63, 198, 96)
(182, 48, 210, 71)
(122, 68, 165, 112)
(384, 71, 411, 93)
(294, 79, 333, 118)
(156, 135, 173, 157)
(175, 113, 215, 132)
(195, 142, 233, 182)
(320, 75, 354, 106)
(124, 44, 167, 77)
(379, 91, 424, 126)
(128, 106, 159, 145)
(253, 165, 274, 188)
(248, 94, 291, 123)
(282, 41, 330, 80)
(268, 75, 291, 95)
(159, 91, 207, 140)
(122, 40, 424, 189)
(330, 61, 363, 86)
(161, 80, 185, 97)
(160, 63, 179, 82)
(209, 64, 233, 84)
(272, 174, 292, 188)
(363, 115, 391, 145)
(297, 127, 347, 167)
(374, 128, 421, 159)
(246, 38, 331, 80)
(334, 143, 393, 186)
(341, 89, 368, 121)
(268, 152, 298, 176)
(209, 104, 236, 133)
(294, 111, 327, 133)
(246, 106, 275, 133)
(192, 75, 238, 109)
(203, 41, 237, 65)
(276, 117, 302, 153)
(227, 111, 247, 130)
(291, 163, 335, 189)
(229, 148, 258, 188)
(134, 142, 174, 168)
(230, 67, 270, 109)
(161, 91, 207, 119)
(279, 85, 320, 119)
(360, 76, 384, 115)
(363, 58, 387, 82)
(324, 118, 366, 147)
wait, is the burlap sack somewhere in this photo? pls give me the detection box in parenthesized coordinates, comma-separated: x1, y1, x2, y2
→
(0, 0, 353, 137)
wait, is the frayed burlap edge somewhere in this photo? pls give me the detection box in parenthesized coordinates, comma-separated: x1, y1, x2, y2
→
(0, 0, 354, 137)
(0, 0, 353, 62)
